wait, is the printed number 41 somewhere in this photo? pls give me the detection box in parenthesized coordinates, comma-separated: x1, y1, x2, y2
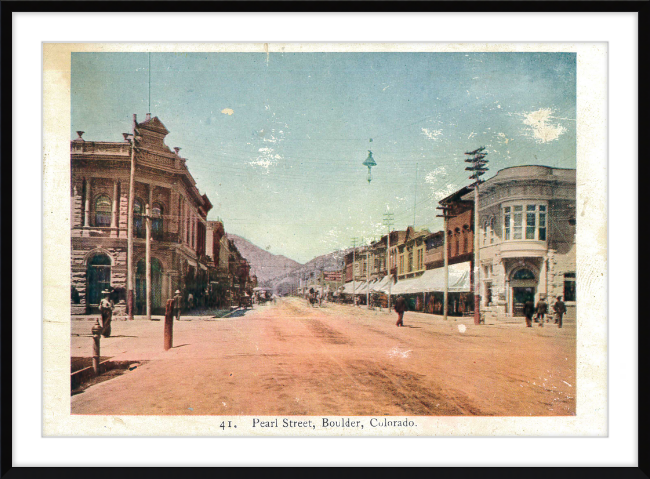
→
(220, 421, 235, 430)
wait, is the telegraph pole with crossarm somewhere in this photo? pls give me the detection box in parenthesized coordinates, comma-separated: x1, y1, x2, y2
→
(436, 205, 457, 321)
(465, 146, 489, 325)
(383, 212, 395, 311)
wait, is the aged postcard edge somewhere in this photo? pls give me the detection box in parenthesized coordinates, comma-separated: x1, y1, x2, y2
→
(42, 42, 607, 437)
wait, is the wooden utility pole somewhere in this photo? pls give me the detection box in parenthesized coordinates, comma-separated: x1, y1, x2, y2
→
(437, 206, 457, 321)
(383, 212, 394, 311)
(145, 203, 152, 321)
(465, 147, 489, 325)
(126, 114, 138, 320)
(351, 238, 358, 305)
(366, 248, 370, 309)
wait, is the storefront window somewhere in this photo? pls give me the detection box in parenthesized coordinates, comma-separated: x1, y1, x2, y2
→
(564, 272, 576, 301)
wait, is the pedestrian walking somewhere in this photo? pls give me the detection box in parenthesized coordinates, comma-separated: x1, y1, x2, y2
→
(187, 292, 194, 310)
(536, 296, 548, 327)
(173, 290, 183, 321)
(98, 290, 114, 338)
(523, 299, 535, 328)
(553, 295, 567, 328)
(394, 295, 407, 327)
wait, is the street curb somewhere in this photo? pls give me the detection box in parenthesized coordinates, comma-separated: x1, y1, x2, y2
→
(71, 360, 142, 391)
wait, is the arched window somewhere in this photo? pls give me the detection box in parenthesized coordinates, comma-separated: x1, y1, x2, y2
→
(133, 198, 145, 238)
(94, 195, 111, 227)
(513, 268, 535, 280)
(152, 203, 164, 241)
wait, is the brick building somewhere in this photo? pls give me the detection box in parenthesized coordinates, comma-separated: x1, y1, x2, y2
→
(70, 114, 213, 315)
(396, 227, 430, 280)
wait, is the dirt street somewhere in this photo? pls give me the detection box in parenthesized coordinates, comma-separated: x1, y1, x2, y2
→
(71, 298, 576, 416)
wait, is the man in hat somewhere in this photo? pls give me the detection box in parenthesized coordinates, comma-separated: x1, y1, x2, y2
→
(173, 290, 183, 321)
(535, 295, 548, 327)
(98, 290, 114, 338)
(553, 295, 567, 328)
(523, 299, 535, 328)
(394, 295, 407, 327)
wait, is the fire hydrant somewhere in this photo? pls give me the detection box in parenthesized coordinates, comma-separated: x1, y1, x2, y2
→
(91, 320, 102, 376)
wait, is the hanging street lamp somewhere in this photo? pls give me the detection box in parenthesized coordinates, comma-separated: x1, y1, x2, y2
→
(363, 150, 377, 183)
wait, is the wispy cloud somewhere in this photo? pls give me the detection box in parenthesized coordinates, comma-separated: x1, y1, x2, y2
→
(521, 108, 567, 144)
(421, 128, 443, 141)
(250, 146, 282, 172)
(425, 166, 457, 203)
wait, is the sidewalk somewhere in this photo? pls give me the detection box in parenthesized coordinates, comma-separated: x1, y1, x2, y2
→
(322, 302, 574, 328)
(71, 306, 249, 322)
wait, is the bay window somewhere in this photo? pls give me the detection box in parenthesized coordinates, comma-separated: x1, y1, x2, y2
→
(503, 203, 548, 241)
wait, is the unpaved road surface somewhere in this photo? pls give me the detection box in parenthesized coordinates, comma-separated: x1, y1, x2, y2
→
(71, 298, 575, 416)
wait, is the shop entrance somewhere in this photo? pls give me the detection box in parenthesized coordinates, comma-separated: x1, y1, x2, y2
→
(510, 268, 537, 317)
(86, 254, 111, 313)
(512, 287, 536, 316)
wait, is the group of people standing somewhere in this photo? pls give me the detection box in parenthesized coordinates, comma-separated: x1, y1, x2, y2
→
(390, 294, 567, 329)
(523, 295, 567, 328)
(307, 288, 323, 307)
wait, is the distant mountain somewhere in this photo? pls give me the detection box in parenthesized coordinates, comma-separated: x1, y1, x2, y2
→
(227, 234, 302, 284)
(261, 248, 349, 292)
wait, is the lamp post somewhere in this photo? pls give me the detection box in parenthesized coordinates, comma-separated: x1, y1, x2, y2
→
(361, 149, 377, 308)
(363, 150, 376, 183)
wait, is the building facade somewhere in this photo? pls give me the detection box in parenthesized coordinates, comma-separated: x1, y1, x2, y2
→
(70, 114, 213, 315)
(460, 165, 576, 319)
(396, 227, 429, 280)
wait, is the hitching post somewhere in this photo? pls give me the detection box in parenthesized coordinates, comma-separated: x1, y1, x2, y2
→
(91, 320, 102, 376)
(164, 298, 174, 351)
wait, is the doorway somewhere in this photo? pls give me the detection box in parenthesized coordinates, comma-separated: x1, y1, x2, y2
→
(512, 287, 535, 317)
(87, 254, 111, 312)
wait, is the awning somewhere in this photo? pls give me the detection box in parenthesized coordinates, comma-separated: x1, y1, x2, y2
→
(390, 276, 421, 295)
(392, 262, 471, 294)
(342, 282, 356, 294)
(371, 275, 394, 294)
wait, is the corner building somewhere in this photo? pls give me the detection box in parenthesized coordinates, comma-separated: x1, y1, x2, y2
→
(462, 165, 576, 320)
(70, 115, 212, 315)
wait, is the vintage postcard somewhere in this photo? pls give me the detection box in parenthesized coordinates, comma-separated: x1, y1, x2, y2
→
(42, 42, 607, 436)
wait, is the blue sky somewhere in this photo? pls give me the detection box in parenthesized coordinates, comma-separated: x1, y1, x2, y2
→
(72, 51, 576, 263)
